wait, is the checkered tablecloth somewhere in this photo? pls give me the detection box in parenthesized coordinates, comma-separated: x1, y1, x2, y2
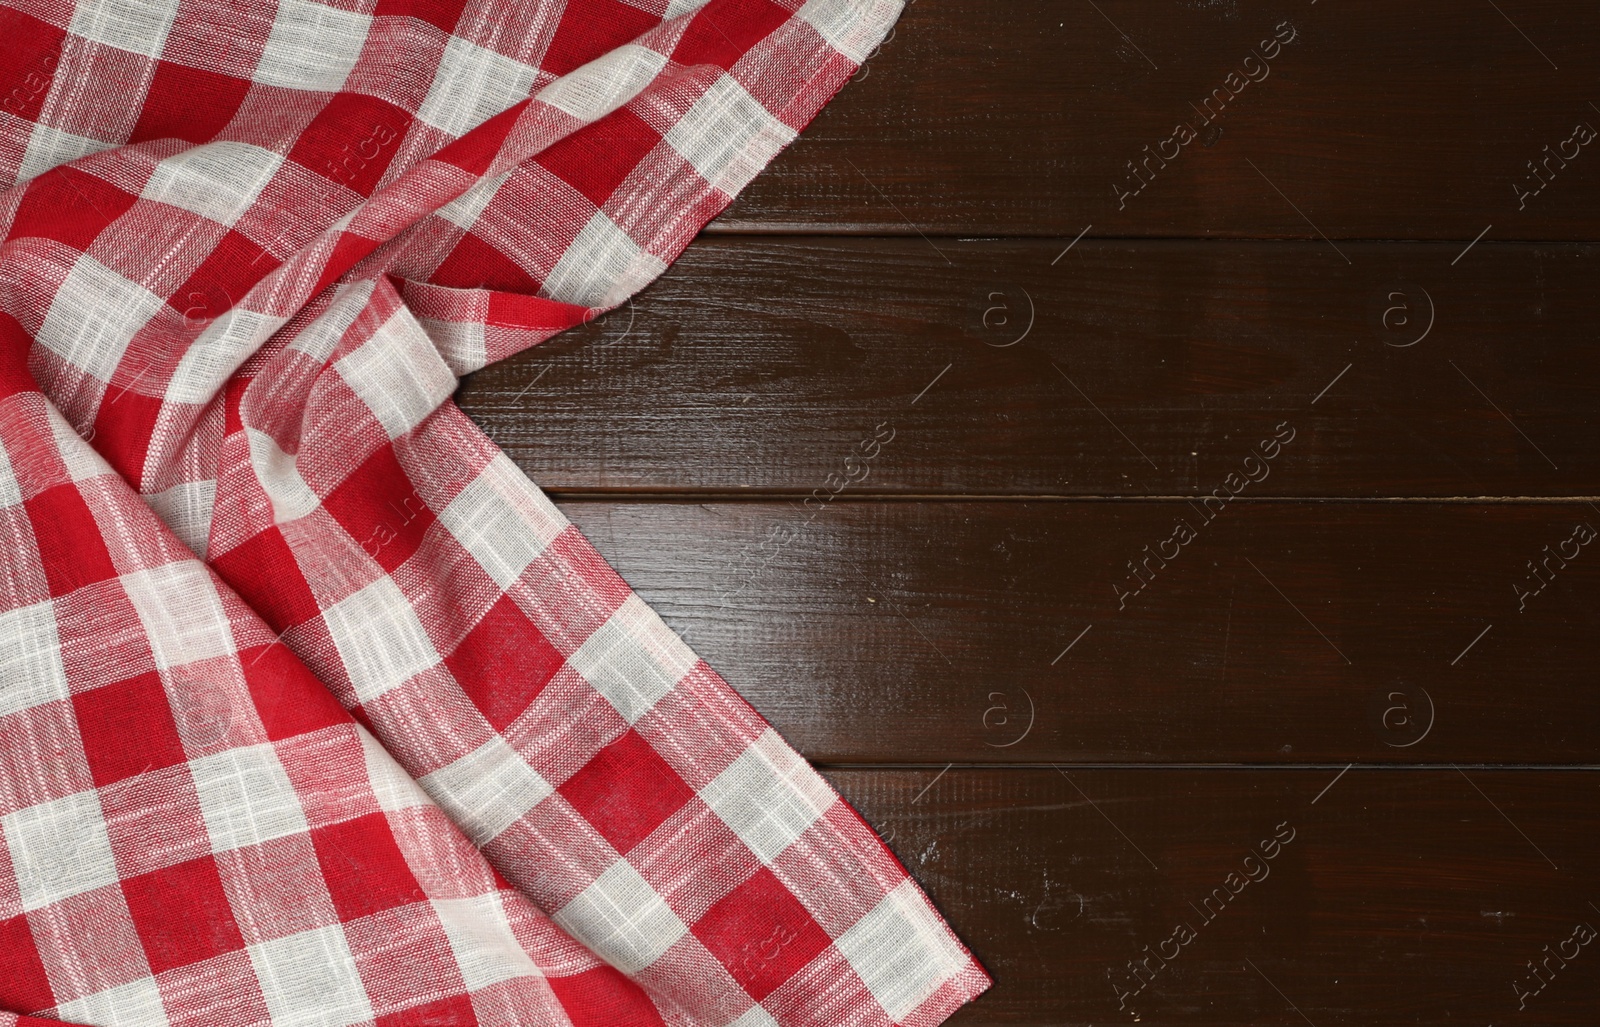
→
(0, 0, 991, 1024)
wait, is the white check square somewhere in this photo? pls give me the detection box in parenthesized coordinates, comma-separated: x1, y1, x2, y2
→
(436, 453, 564, 591)
(48, 406, 117, 485)
(416, 316, 486, 377)
(418, 36, 539, 137)
(554, 859, 686, 974)
(69, 0, 178, 58)
(665, 0, 715, 16)
(58, 977, 170, 1027)
(142, 141, 285, 228)
(170, 307, 287, 405)
(190, 744, 312, 853)
(434, 170, 509, 231)
(140, 478, 218, 560)
(536, 43, 667, 123)
(834, 879, 970, 1021)
(699, 729, 834, 864)
(0, 600, 69, 719)
(418, 736, 552, 846)
(334, 312, 458, 439)
(0, 436, 20, 508)
(433, 892, 544, 991)
(540, 210, 665, 308)
(121, 560, 235, 671)
(17, 122, 115, 184)
(36, 254, 165, 383)
(323, 577, 441, 704)
(664, 74, 795, 195)
(567, 593, 696, 725)
(797, 0, 891, 63)
(286, 280, 377, 361)
(246, 429, 321, 526)
(358, 724, 433, 813)
(253, 0, 373, 92)
(3, 790, 120, 912)
(249, 925, 374, 1027)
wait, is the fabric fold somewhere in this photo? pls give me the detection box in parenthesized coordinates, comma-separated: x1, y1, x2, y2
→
(0, 0, 990, 1024)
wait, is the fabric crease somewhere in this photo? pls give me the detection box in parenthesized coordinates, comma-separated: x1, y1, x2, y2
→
(0, 0, 991, 1024)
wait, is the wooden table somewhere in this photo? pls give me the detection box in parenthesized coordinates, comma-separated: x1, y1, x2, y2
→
(458, 2, 1600, 1023)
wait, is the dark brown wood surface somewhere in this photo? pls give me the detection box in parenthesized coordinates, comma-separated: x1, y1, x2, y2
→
(821, 768, 1600, 1026)
(457, 239, 1600, 497)
(708, 0, 1600, 238)
(556, 500, 1600, 765)
(458, 2, 1600, 1022)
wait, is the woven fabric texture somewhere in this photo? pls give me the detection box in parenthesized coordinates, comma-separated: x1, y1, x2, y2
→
(0, 0, 992, 1024)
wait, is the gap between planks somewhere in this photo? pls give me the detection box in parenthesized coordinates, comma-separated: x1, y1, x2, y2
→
(546, 491, 1600, 504)
(815, 762, 1600, 771)
(695, 227, 1590, 245)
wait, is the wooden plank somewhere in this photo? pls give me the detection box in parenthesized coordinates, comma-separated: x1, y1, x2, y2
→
(822, 767, 1600, 1025)
(556, 499, 1600, 763)
(708, 0, 1600, 237)
(458, 238, 1600, 496)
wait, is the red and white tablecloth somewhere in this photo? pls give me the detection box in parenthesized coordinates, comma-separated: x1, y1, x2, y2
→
(0, 0, 991, 1023)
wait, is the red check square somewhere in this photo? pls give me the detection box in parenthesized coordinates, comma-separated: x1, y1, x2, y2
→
(0, 913, 53, 1013)
(25, 484, 119, 598)
(559, 728, 695, 856)
(444, 594, 565, 733)
(545, 965, 666, 1027)
(693, 867, 832, 1001)
(73, 671, 187, 788)
(311, 812, 425, 921)
(8, 166, 138, 252)
(323, 444, 436, 575)
(130, 60, 252, 145)
(535, 108, 662, 209)
(121, 855, 246, 974)
(673, 0, 790, 71)
(541, 0, 658, 77)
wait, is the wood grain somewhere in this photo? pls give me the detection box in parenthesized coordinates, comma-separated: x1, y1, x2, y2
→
(556, 498, 1600, 764)
(458, 238, 1600, 497)
(822, 767, 1600, 1025)
(477, 4, 1600, 1024)
(708, 0, 1600, 237)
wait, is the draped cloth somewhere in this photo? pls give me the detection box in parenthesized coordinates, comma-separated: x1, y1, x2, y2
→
(0, 0, 991, 1023)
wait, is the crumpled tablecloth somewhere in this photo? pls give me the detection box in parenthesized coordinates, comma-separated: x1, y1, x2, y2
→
(0, 0, 991, 1023)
